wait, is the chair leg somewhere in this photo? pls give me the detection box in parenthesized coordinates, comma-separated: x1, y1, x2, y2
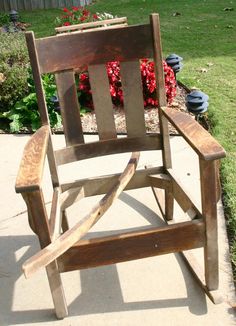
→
(199, 159, 219, 291)
(165, 190, 174, 221)
(62, 210, 69, 233)
(46, 261, 68, 319)
(23, 191, 68, 318)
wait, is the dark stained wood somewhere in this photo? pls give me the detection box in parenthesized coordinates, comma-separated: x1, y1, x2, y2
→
(22, 190, 68, 319)
(162, 107, 226, 160)
(120, 61, 146, 137)
(150, 14, 166, 107)
(58, 220, 205, 272)
(150, 14, 172, 172)
(61, 166, 165, 197)
(15, 126, 49, 193)
(55, 70, 84, 146)
(199, 159, 219, 290)
(55, 134, 162, 165)
(25, 32, 49, 125)
(35, 24, 153, 74)
(88, 64, 117, 140)
(47, 134, 60, 188)
(23, 152, 140, 278)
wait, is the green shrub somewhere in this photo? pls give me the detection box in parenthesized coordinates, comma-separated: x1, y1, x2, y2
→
(0, 32, 29, 113)
(0, 12, 9, 26)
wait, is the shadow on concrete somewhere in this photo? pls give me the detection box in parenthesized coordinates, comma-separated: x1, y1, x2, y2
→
(0, 192, 208, 324)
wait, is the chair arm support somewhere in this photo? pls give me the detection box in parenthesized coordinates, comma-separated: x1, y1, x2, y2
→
(161, 107, 226, 160)
(15, 125, 50, 193)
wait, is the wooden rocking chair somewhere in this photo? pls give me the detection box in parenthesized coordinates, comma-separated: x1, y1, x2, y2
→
(15, 14, 226, 319)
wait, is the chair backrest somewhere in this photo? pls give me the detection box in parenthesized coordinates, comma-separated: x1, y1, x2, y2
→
(25, 14, 168, 166)
(55, 17, 128, 34)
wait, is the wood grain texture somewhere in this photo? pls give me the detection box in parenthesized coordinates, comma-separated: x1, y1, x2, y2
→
(15, 126, 49, 193)
(58, 220, 205, 272)
(199, 159, 219, 290)
(22, 190, 68, 319)
(23, 152, 140, 278)
(55, 70, 84, 146)
(25, 32, 49, 125)
(36, 24, 153, 74)
(120, 61, 146, 137)
(61, 166, 164, 197)
(56, 17, 128, 33)
(88, 64, 117, 140)
(55, 134, 162, 165)
(162, 107, 226, 160)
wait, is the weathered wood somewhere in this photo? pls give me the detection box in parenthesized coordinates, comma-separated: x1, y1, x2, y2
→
(36, 24, 153, 74)
(23, 152, 140, 278)
(15, 126, 49, 193)
(23, 190, 68, 319)
(167, 168, 201, 215)
(49, 188, 62, 241)
(61, 167, 164, 198)
(47, 134, 60, 188)
(199, 159, 219, 290)
(150, 14, 172, 174)
(58, 220, 205, 272)
(55, 134, 162, 165)
(60, 187, 85, 210)
(56, 17, 128, 33)
(25, 32, 49, 125)
(55, 70, 84, 146)
(88, 64, 117, 140)
(120, 61, 146, 137)
(162, 107, 226, 160)
(149, 172, 201, 214)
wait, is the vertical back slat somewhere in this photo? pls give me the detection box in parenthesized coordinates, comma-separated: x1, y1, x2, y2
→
(55, 70, 84, 146)
(88, 64, 117, 140)
(120, 61, 146, 137)
(25, 32, 49, 125)
(150, 14, 172, 169)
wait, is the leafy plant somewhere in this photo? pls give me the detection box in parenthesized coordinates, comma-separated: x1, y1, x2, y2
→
(4, 72, 61, 132)
(0, 32, 29, 113)
(0, 12, 9, 26)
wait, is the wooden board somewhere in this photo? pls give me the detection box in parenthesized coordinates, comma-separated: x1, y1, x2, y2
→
(58, 220, 205, 272)
(55, 134, 162, 165)
(88, 64, 117, 140)
(120, 61, 146, 137)
(55, 70, 84, 146)
(35, 24, 153, 74)
(162, 107, 226, 160)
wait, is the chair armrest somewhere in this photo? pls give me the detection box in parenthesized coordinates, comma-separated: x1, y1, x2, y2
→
(162, 107, 226, 160)
(15, 125, 50, 193)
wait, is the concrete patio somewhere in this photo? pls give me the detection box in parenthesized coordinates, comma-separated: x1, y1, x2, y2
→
(0, 134, 235, 325)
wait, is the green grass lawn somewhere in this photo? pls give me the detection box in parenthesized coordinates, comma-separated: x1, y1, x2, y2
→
(19, 0, 236, 272)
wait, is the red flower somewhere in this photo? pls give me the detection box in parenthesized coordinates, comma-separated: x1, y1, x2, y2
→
(72, 6, 79, 11)
(82, 9, 89, 16)
(63, 8, 69, 12)
(80, 16, 86, 22)
(63, 22, 71, 26)
(93, 14, 99, 20)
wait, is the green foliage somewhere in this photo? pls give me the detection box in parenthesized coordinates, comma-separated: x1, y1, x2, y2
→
(0, 32, 29, 112)
(3, 72, 61, 132)
(0, 12, 9, 26)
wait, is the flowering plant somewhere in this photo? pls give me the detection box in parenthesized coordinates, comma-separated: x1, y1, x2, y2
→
(55, 6, 100, 26)
(78, 60, 176, 109)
